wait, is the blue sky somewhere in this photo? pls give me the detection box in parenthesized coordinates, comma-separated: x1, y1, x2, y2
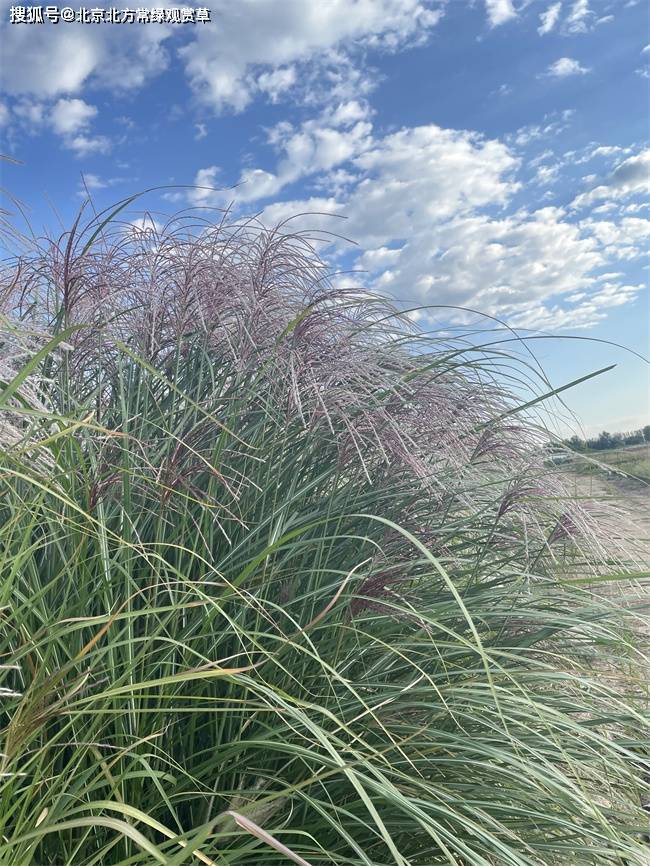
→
(1, 0, 648, 435)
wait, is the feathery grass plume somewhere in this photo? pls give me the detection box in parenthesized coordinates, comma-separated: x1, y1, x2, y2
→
(0, 201, 648, 865)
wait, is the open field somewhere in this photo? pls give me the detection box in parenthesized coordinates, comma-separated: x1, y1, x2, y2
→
(566, 452, 650, 865)
(567, 445, 650, 566)
(573, 444, 650, 485)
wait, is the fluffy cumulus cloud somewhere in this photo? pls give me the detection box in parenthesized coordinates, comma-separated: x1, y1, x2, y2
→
(572, 149, 650, 208)
(75, 172, 129, 197)
(179, 0, 443, 111)
(48, 97, 110, 156)
(580, 216, 650, 257)
(544, 57, 591, 78)
(353, 207, 602, 310)
(508, 281, 641, 330)
(1, 0, 532, 117)
(0, 0, 645, 333)
(257, 66, 297, 102)
(0, 17, 172, 98)
(335, 126, 518, 243)
(353, 199, 644, 330)
(190, 101, 374, 204)
(1, 29, 98, 98)
(49, 98, 96, 135)
(190, 113, 646, 329)
(62, 133, 111, 157)
(1, 90, 109, 157)
(484, 0, 517, 27)
(78, 173, 108, 192)
(0, 0, 597, 128)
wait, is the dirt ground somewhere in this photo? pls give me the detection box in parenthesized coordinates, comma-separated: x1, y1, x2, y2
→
(609, 476, 650, 562)
(570, 470, 650, 564)
(566, 470, 650, 863)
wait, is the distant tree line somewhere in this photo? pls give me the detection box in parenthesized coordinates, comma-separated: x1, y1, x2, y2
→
(564, 425, 650, 452)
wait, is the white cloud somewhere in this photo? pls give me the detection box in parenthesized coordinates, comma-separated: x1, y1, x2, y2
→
(346, 126, 518, 240)
(538, 2, 562, 35)
(624, 201, 650, 214)
(575, 144, 628, 164)
(529, 148, 555, 168)
(246, 122, 518, 230)
(222, 124, 647, 330)
(129, 215, 163, 234)
(0, 1, 642, 334)
(78, 173, 107, 192)
(534, 163, 561, 186)
(642, 44, 650, 54)
(1, 0, 602, 137)
(572, 149, 650, 208)
(179, 0, 442, 112)
(508, 282, 640, 330)
(357, 246, 403, 270)
(194, 123, 208, 140)
(544, 57, 590, 78)
(329, 100, 372, 126)
(0, 94, 108, 155)
(13, 100, 46, 129)
(96, 26, 173, 91)
(77, 172, 128, 196)
(511, 110, 574, 147)
(1, 29, 98, 97)
(564, 0, 592, 33)
(50, 98, 96, 135)
(580, 216, 650, 257)
(65, 134, 111, 157)
(0, 103, 9, 127)
(46, 97, 109, 156)
(0, 20, 172, 98)
(378, 208, 603, 316)
(579, 412, 650, 439)
(257, 67, 297, 102)
(484, 0, 517, 27)
(191, 166, 223, 205)
(190, 112, 374, 204)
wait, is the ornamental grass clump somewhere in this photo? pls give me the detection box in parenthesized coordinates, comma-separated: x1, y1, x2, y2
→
(0, 203, 648, 865)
